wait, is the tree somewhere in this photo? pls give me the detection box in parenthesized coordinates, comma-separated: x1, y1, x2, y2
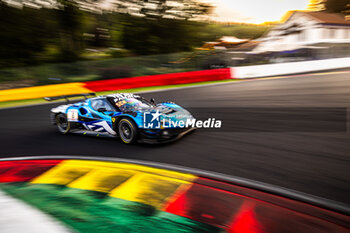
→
(0, 3, 53, 67)
(308, 0, 325, 11)
(0, 0, 213, 63)
(111, 0, 212, 20)
(56, 0, 84, 61)
(114, 0, 213, 55)
(324, 0, 349, 13)
(308, 0, 350, 13)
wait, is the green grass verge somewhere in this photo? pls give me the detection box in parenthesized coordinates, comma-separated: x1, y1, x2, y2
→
(0, 79, 237, 109)
(0, 183, 222, 233)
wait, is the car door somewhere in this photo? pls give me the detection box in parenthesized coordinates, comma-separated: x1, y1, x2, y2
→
(85, 98, 117, 135)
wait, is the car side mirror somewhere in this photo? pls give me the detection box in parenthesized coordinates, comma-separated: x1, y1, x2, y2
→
(150, 98, 155, 104)
(97, 107, 107, 112)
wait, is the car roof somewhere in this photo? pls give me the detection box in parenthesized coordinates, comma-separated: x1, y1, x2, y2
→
(104, 93, 141, 101)
(88, 93, 140, 101)
(92, 93, 140, 99)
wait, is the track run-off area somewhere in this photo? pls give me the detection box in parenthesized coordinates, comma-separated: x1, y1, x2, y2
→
(1, 70, 350, 205)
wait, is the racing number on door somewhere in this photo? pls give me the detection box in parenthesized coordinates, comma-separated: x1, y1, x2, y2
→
(67, 109, 79, 122)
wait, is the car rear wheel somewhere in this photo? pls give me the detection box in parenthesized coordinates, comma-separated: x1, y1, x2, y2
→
(55, 113, 70, 134)
(118, 118, 138, 144)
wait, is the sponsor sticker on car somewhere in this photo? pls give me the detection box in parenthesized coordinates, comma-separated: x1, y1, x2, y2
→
(67, 109, 79, 122)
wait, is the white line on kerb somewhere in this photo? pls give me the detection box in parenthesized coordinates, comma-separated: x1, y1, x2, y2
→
(0, 190, 72, 233)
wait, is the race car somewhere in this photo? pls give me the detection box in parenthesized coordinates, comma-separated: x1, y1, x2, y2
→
(45, 93, 195, 144)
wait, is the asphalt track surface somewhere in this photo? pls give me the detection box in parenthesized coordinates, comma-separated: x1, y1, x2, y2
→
(1, 71, 350, 205)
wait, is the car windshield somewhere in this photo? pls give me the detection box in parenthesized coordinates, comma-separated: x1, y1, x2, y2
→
(115, 98, 152, 112)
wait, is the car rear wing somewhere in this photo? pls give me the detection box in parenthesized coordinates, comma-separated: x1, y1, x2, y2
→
(44, 93, 96, 102)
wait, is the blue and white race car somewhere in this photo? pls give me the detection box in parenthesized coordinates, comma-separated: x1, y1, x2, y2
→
(45, 93, 195, 144)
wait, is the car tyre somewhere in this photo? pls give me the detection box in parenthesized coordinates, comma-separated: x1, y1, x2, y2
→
(118, 118, 138, 144)
(55, 113, 70, 134)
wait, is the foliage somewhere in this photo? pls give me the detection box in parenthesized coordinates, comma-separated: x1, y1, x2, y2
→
(324, 0, 350, 13)
(111, 0, 212, 20)
(0, 3, 54, 67)
(119, 15, 269, 55)
(99, 66, 132, 80)
(108, 49, 130, 58)
(308, 0, 325, 11)
(120, 17, 202, 55)
(0, 0, 269, 69)
(0, 52, 210, 85)
(308, 0, 350, 13)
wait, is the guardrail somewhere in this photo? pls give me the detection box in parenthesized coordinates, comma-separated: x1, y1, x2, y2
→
(231, 57, 350, 79)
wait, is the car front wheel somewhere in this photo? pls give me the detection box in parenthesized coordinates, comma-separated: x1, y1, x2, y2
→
(118, 118, 138, 144)
(55, 113, 70, 134)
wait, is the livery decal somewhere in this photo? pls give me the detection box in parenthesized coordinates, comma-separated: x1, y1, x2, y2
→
(67, 109, 79, 122)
